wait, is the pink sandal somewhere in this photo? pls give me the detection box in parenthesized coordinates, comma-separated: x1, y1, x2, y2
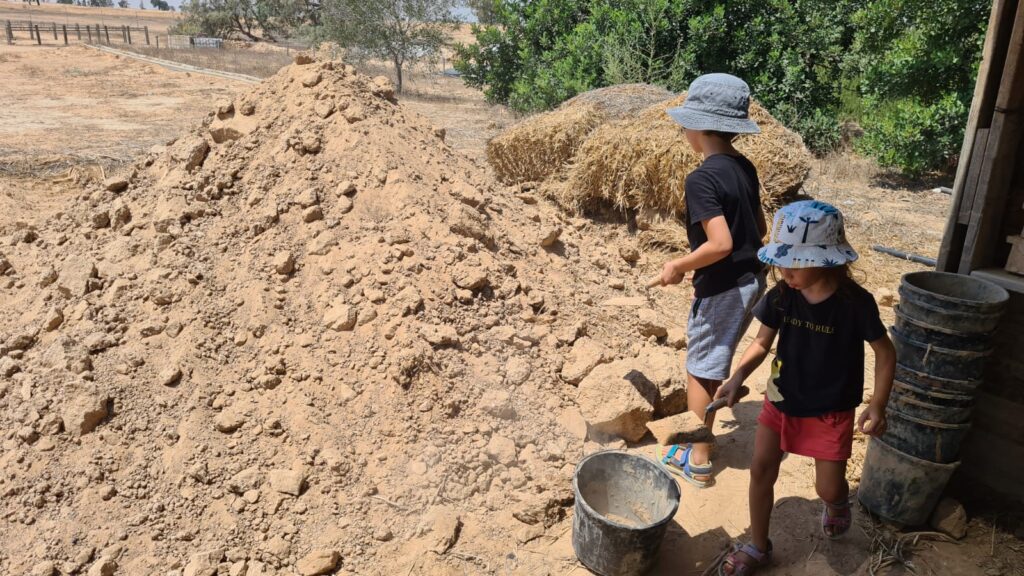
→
(822, 500, 852, 539)
(720, 540, 772, 575)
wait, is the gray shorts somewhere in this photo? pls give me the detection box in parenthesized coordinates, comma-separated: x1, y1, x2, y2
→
(686, 272, 767, 381)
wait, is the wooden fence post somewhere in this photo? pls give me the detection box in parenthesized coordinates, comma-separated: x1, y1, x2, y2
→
(52, 22, 56, 40)
(104, 25, 110, 44)
(76, 23, 80, 41)
(4, 20, 11, 45)
(34, 24, 41, 45)
(126, 26, 132, 45)
(144, 26, 149, 45)
(156, 35, 159, 48)
(87, 24, 92, 43)
(62, 24, 67, 45)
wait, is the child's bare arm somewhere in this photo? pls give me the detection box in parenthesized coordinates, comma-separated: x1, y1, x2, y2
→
(659, 215, 733, 285)
(858, 335, 896, 435)
(716, 324, 777, 405)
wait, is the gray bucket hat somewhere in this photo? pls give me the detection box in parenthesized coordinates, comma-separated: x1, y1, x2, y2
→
(666, 73, 760, 134)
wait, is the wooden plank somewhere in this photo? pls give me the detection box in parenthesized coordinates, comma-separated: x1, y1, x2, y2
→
(961, 2, 1024, 272)
(959, 129, 992, 225)
(939, 0, 1016, 270)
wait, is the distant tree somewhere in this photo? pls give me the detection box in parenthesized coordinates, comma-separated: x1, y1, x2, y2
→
(139, 0, 145, 9)
(175, 0, 307, 39)
(466, 0, 498, 24)
(88, 0, 114, 6)
(150, 0, 171, 9)
(118, 0, 129, 7)
(56, 0, 74, 4)
(318, 0, 458, 93)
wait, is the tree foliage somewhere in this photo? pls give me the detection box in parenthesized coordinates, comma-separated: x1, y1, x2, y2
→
(317, 0, 458, 93)
(466, 0, 499, 24)
(173, 0, 310, 40)
(454, 0, 989, 174)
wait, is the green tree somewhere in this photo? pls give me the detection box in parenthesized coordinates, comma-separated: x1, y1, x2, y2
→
(174, 0, 307, 40)
(466, 0, 499, 24)
(318, 0, 458, 93)
(848, 0, 988, 175)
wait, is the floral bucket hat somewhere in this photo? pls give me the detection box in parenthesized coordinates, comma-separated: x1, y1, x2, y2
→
(758, 200, 859, 269)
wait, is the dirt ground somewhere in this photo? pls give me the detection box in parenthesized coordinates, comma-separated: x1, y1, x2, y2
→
(0, 44, 246, 226)
(1, 43, 1022, 576)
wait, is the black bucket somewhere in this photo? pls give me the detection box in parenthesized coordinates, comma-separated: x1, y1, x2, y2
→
(890, 328, 991, 381)
(891, 380, 974, 424)
(858, 436, 960, 526)
(572, 451, 681, 576)
(899, 271, 1008, 334)
(893, 306, 993, 352)
(881, 407, 971, 463)
(895, 363, 982, 396)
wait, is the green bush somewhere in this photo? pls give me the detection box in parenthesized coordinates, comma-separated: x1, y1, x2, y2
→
(857, 94, 967, 177)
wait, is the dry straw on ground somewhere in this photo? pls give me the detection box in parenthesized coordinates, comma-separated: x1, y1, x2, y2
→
(487, 84, 673, 184)
(561, 93, 812, 217)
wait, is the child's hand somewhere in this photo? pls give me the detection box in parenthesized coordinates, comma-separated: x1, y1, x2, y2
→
(715, 376, 745, 407)
(858, 403, 887, 436)
(660, 261, 686, 286)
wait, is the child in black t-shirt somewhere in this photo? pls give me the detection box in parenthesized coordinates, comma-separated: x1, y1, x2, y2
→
(655, 73, 768, 487)
(713, 200, 896, 575)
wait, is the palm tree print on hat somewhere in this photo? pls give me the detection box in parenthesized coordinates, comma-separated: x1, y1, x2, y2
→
(799, 214, 820, 243)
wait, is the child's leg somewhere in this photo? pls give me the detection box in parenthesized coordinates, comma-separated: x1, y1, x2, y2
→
(815, 459, 851, 537)
(750, 423, 784, 551)
(686, 372, 719, 476)
(724, 423, 782, 575)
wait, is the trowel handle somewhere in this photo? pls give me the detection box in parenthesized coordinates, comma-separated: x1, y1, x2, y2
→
(646, 275, 663, 288)
(705, 385, 750, 415)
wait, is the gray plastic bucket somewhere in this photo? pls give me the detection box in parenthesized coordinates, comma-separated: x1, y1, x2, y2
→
(899, 271, 1008, 334)
(893, 305, 993, 352)
(890, 327, 991, 381)
(891, 380, 974, 424)
(880, 406, 971, 463)
(858, 436, 959, 526)
(572, 451, 680, 576)
(894, 363, 982, 396)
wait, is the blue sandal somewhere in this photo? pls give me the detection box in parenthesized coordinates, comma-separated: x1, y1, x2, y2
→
(659, 444, 713, 488)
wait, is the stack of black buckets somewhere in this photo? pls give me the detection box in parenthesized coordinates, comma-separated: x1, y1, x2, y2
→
(859, 271, 1008, 526)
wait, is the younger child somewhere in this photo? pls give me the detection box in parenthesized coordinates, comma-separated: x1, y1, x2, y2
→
(656, 73, 768, 487)
(714, 200, 896, 575)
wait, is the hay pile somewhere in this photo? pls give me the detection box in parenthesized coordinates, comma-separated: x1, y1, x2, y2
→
(486, 84, 673, 184)
(559, 93, 812, 216)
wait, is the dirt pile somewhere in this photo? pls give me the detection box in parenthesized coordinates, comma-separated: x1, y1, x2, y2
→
(0, 55, 693, 575)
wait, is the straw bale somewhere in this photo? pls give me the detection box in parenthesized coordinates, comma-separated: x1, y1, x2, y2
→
(486, 84, 673, 184)
(562, 93, 812, 217)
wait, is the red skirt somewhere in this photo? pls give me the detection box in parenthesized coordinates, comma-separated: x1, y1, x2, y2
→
(757, 398, 854, 461)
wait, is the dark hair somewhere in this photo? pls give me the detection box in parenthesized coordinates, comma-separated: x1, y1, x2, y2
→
(706, 130, 739, 142)
(771, 263, 864, 301)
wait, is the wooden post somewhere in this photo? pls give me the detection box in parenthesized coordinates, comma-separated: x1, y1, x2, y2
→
(155, 35, 159, 48)
(76, 23, 80, 41)
(52, 22, 57, 40)
(4, 21, 11, 45)
(126, 26, 132, 45)
(62, 24, 67, 45)
(104, 25, 110, 44)
(34, 24, 41, 45)
(144, 25, 149, 45)
(87, 24, 92, 43)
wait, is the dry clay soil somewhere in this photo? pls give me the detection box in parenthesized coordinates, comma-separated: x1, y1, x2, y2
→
(0, 44, 1021, 576)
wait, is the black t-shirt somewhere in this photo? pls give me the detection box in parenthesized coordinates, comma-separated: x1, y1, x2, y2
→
(753, 282, 887, 417)
(685, 154, 765, 298)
